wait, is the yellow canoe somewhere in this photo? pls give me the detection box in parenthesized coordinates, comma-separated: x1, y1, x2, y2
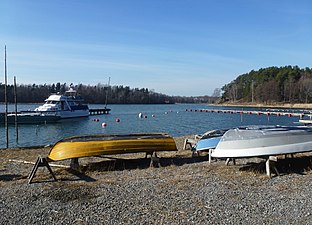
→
(48, 133, 177, 161)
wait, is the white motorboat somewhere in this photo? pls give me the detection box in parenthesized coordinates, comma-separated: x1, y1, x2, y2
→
(211, 125, 312, 158)
(34, 86, 89, 119)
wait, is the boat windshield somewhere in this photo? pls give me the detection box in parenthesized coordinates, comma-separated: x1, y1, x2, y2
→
(46, 101, 58, 104)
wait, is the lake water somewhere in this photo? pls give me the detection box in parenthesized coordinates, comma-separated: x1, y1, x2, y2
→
(0, 103, 301, 148)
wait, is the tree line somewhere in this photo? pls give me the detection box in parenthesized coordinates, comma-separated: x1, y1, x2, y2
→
(221, 65, 312, 104)
(0, 82, 219, 104)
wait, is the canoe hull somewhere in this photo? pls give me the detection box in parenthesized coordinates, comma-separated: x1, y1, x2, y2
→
(211, 126, 312, 158)
(48, 133, 177, 161)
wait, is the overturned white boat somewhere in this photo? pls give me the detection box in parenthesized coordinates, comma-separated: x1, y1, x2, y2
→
(211, 125, 312, 158)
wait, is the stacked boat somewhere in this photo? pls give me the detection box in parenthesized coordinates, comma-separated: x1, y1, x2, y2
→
(195, 125, 312, 158)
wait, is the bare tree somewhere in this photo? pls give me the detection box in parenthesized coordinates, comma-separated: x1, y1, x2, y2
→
(212, 88, 221, 97)
(299, 75, 312, 103)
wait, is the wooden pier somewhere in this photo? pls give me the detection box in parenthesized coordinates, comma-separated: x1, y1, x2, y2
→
(298, 119, 312, 125)
(89, 108, 111, 115)
(186, 108, 312, 120)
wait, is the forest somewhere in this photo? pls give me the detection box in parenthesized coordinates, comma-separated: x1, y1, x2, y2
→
(221, 66, 312, 104)
(0, 82, 218, 104)
(2, 66, 310, 105)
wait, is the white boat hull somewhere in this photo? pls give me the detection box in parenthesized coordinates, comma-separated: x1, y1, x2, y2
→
(55, 110, 89, 118)
(211, 126, 312, 158)
(34, 86, 90, 119)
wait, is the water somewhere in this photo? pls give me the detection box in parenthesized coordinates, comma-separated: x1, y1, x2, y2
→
(0, 103, 300, 148)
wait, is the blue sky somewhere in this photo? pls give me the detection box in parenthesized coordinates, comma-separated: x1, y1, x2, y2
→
(1, 0, 312, 96)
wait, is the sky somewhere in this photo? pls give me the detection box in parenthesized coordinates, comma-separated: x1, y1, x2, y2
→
(1, 0, 312, 96)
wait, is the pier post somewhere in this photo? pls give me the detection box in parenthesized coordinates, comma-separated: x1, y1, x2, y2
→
(14, 76, 18, 142)
(4, 45, 9, 148)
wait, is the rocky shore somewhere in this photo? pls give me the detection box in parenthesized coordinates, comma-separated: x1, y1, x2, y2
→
(0, 136, 311, 224)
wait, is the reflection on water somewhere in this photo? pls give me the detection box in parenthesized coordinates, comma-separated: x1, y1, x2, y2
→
(0, 104, 299, 148)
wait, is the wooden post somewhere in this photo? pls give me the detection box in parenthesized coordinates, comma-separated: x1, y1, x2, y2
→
(208, 149, 212, 164)
(225, 158, 236, 165)
(14, 76, 18, 142)
(105, 76, 110, 108)
(70, 158, 80, 170)
(266, 156, 279, 178)
(4, 45, 8, 148)
(266, 158, 271, 177)
(150, 152, 160, 167)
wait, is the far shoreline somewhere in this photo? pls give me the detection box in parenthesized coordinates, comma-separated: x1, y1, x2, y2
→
(214, 102, 312, 109)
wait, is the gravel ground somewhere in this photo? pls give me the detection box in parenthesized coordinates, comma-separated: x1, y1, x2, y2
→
(0, 136, 311, 224)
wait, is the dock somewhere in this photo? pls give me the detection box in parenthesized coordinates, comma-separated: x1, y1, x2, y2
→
(186, 108, 312, 120)
(89, 108, 111, 115)
(298, 119, 312, 125)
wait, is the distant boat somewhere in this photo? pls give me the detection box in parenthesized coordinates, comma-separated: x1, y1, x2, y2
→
(0, 86, 90, 124)
(211, 125, 312, 158)
(34, 86, 89, 119)
(48, 133, 178, 161)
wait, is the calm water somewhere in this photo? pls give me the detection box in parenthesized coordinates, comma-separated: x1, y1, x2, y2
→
(0, 103, 300, 148)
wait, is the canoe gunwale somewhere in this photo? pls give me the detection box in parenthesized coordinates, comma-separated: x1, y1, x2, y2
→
(56, 132, 172, 143)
